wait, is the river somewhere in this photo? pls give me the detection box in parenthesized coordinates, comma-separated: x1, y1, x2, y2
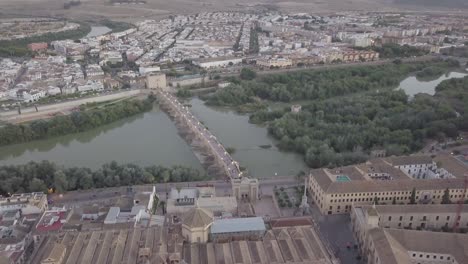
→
(397, 71, 467, 98)
(86, 26, 112, 38)
(0, 105, 203, 171)
(0, 99, 307, 178)
(2, 71, 465, 178)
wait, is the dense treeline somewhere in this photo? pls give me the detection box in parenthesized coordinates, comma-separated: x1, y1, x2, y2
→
(435, 76, 468, 121)
(0, 97, 154, 146)
(353, 43, 429, 59)
(0, 22, 91, 57)
(266, 89, 464, 168)
(99, 20, 134, 33)
(0, 161, 205, 194)
(253, 76, 468, 168)
(370, 44, 429, 59)
(204, 59, 464, 169)
(205, 60, 457, 107)
(415, 66, 446, 78)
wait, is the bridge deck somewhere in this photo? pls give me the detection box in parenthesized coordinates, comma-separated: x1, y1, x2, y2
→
(158, 91, 242, 179)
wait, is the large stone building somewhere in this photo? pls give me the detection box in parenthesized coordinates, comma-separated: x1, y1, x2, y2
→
(146, 73, 167, 90)
(231, 177, 259, 202)
(166, 187, 237, 215)
(181, 207, 213, 243)
(308, 155, 468, 215)
(351, 204, 468, 264)
(192, 57, 243, 69)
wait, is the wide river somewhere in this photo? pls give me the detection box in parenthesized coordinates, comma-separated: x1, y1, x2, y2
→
(0, 98, 306, 178)
(0, 71, 466, 178)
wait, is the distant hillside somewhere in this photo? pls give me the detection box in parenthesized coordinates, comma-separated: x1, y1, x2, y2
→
(393, 0, 468, 9)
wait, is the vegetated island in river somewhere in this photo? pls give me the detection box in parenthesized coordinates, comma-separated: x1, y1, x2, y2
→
(203, 59, 468, 169)
(0, 160, 207, 195)
(0, 95, 156, 147)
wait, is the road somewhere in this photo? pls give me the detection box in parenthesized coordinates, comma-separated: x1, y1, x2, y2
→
(0, 89, 143, 123)
(49, 176, 299, 206)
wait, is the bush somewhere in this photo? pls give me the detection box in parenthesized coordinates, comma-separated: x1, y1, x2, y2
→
(240, 68, 256, 80)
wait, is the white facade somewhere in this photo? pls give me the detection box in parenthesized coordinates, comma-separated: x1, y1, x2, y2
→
(194, 58, 243, 69)
(47, 86, 61, 96)
(17, 90, 46, 102)
(77, 80, 104, 93)
(86, 64, 104, 78)
(139, 66, 161, 75)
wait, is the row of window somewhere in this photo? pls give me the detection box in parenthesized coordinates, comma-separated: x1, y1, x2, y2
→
(387, 215, 458, 221)
(412, 252, 451, 261)
(331, 191, 411, 197)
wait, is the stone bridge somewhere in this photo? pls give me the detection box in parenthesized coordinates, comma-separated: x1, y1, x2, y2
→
(157, 91, 243, 180)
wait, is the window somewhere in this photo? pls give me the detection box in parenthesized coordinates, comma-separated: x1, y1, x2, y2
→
(410, 216, 413, 221)
(447, 216, 450, 220)
(399, 216, 403, 221)
(436, 216, 439, 220)
(388, 216, 392, 221)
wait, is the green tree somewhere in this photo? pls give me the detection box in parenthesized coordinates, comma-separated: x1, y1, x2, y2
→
(240, 68, 256, 80)
(409, 188, 416, 204)
(441, 188, 452, 204)
(53, 170, 68, 193)
(29, 178, 47, 192)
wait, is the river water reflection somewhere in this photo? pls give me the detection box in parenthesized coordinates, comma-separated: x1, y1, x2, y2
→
(397, 71, 467, 98)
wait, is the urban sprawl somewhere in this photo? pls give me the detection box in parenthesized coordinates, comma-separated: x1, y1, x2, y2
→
(0, 11, 468, 264)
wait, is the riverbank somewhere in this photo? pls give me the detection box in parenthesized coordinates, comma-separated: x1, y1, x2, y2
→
(0, 95, 155, 147)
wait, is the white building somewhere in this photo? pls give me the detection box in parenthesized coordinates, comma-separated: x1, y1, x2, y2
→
(16, 89, 46, 102)
(193, 57, 243, 69)
(139, 66, 161, 76)
(47, 86, 62, 96)
(0, 192, 48, 215)
(77, 80, 104, 93)
(86, 64, 105, 78)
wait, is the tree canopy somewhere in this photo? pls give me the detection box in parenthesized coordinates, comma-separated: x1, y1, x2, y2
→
(204, 60, 466, 168)
(0, 161, 206, 195)
(0, 97, 154, 146)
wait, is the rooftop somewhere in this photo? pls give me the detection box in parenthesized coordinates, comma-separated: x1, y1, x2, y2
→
(211, 217, 266, 234)
(311, 154, 468, 194)
(182, 207, 213, 229)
